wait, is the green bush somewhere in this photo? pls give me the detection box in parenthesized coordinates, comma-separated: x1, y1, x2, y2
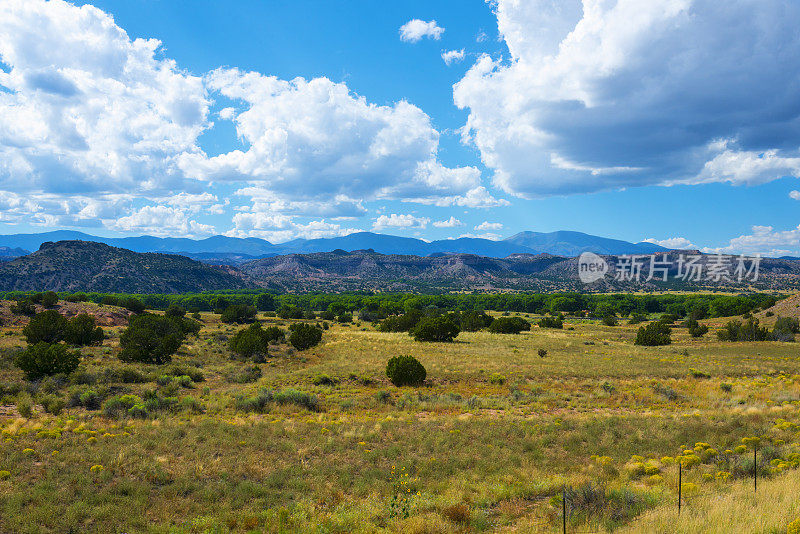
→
(771, 316, 800, 342)
(11, 298, 36, 316)
(717, 318, 769, 341)
(409, 316, 460, 342)
(386, 355, 426, 387)
(220, 304, 257, 324)
(119, 314, 184, 365)
(602, 314, 618, 327)
(16, 392, 33, 418)
(288, 324, 323, 351)
(165, 305, 186, 318)
(226, 365, 262, 384)
(273, 388, 319, 411)
(488, 316, 531, 334)
(23, 310, 67, 344)
(102, 394, 145, 418)
(634, 321, 672, 346)
(40, 394, 65, 415)
(229, 323, 273, 360)
(538, 316, 564, 329)
(79, 389, 102, 410)
(684, 318, 709, 338)
(14, 342, 80, 380)
(41, 291, 59, 308)
(64, 314, 104, 346)
(123, 297, 146, 314)
(459, 310, 493, 332)
(377, 310, 423, 332)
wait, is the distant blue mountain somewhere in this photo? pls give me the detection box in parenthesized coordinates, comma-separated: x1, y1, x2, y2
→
(503, 230, 668, 256)
(0, 229, 670, 262)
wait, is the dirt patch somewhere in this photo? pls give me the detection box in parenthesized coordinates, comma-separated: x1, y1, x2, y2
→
(0, 300, 132, 327)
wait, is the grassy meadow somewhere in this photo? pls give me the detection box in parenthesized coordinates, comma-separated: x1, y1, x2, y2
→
(2, 301, 800, 532)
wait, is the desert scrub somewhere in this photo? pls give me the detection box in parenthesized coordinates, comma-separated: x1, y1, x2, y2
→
(234, 388, 318, 412)
(386, 355, 426, 387)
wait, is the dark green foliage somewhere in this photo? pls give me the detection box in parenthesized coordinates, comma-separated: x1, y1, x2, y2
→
(410, 315, 460, 342)
(459, 310, 493, 332)
(65, 293, 88, 303)
(635, 321, 672, 346)
(601, 314, 618, 326)
(538, 316, 564, 329)
(262, 326, 285, 343)
(336, 313, 352, 323)
(717, 318, 769, 341)
(119, 314, 184, 364)
(123, 297, 146, 314)
(277, 305, 305, 319)
(102, 394, 147, 418)
(377, 309, 423, 332)
(11, 298, 36, 316)
(254, 293, 275, 311)
(64, 314, 104, 346)
(165, 305, 186, 318)
(23, 310, 68, 344)
(41, 291, 58, 308)
(386, 355, 426, 386)
(771, 316, 800, 341)
(689, 368, 711, 379)
(14, 342, 80, 380)
(488, 316, 531, 334)
(684, 318, 709, 338)
(40, 394, 65, 415)
(235, 388, 318, 412)
(171, 316, 202, 336)
(313, 374, 339, 386)
(220, 304, 257, 324)
(288, 323, 323, 350)
(627, 313, 647, 324)
(228, 323, 273, 360)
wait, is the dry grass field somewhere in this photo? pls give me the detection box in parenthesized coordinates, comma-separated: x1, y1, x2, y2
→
(1, 299, 800, 533)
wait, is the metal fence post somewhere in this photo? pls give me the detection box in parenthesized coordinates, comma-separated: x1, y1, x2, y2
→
(753, 446, 757, 495)
(562, 486, 567, 534)
(678, 460, 682, 515)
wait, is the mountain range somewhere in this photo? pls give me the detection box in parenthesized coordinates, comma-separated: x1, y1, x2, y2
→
(0, 230, 668, 263)
(0, 241, 795, 294)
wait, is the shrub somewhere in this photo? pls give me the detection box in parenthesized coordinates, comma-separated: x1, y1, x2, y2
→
(538, 348, 548, 358)
(538, 316, 564, 329)
(720, 382, 733, 393)
(488, 316, 531, 334)
(313, 374, 339, 386)
(65, 293, 88, 303)
(235, 388, 273, 413)
(40, 394, 65, 415)
(165, 305, 186, 318)
(102, 394, 145, 418)
(635, 321, 672, 346)
(79, 389, 102, 410)
(460, 310, 493, 332)
(14, 342, 80, 380)
(288, 323, 323, 351)
(64, 314, 104, 346)
(228, 323, 271, 360)
(602, 314, 618, 326)
(220, 304, 257, 324)
(23, 310, 68, 344)
(771, 316, 799, 342)
(11, 299, 36, 316)
(685, 318, 709, 338)
(689, 368, 711, 379)
(16, 392, 33, 418)
(386, 355, 426, 387)
(226, 365, 262, 384)
(274, 389, 319, 411)
(410, 316, 460, 342)
(119, 314, 184, 365)
(377, 310, 423, 332)
(41, 291, 58, 308)
(717, 318, 769, 341)
(123, 297, 146, 314)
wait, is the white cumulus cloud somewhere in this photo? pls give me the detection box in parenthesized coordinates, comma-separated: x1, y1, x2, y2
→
(399, 19, 444, 43)
(372, 213, 430, 231)
(433, 216, 464, 228)
(475, 221, 503, 231)
(642, 237, 696, 249)
(454, 0, 800, 197)
(441, 49, 465, 65)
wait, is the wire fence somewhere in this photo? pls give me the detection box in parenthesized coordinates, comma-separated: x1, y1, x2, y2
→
(550, 444, 780, 533)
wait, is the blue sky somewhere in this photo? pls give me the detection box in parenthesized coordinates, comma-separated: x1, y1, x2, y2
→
(1, 0, 800, 255)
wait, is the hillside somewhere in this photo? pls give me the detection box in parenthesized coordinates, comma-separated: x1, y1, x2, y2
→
(0, 241, 251, 293)
(240, 249, 800, 291)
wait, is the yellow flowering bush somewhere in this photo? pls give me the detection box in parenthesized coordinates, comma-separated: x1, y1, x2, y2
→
(0, 470, 10, 480)
(788, 516, 800, 534)
(90, 465, 104, 473)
